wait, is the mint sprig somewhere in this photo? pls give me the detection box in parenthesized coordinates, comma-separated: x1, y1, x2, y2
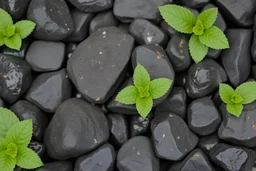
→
(0, 8, 36, 51)
(0, 108, 43, 171)
(159, 5, 229, 63)
(116, 64, 173, 118)
(219, 82, 256, 117)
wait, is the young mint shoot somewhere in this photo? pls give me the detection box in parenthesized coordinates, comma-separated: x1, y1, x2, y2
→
(0, 108, 44, 171)
(0, 8, 36, 51)
(116, 64, 173, 118)
(219, 82, 256, 117)
(159, 5, 229, 63)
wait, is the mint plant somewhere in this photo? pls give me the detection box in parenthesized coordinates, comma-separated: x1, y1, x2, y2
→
(219, 82, 256, 117)
(0, 108, 44, 171)
(0, 8, 36, 51)
(116, 64, 173, 118)
(159, 5, 229, 63)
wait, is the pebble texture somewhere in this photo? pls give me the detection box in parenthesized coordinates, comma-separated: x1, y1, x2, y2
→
(67, 0, 113, 12)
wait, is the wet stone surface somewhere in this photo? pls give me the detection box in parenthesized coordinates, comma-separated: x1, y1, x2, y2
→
(67, 0, 113, 12)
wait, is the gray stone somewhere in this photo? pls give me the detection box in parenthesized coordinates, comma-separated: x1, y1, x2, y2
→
(0, 54, 32, 103)
(28, 141, 46, 158)
(221, 29, 252, 87)
(74, 144, 116, 171)
(151, 113, 198, 161)
(0, 98, 5, 107)
(2, 39, 29, 59)
(25, 69, 71, 113)
(44, 98, 109, 160)
(67, 0, 113, 12)
(27, 0, 74, 41)
(198, 134, 219, 155)
(130, 113, 153, 137)
(34, 161, 73, 171)
(117, 136, 159, 171)
(26, 41, 65, 72)
(129, 19, 168, 47)
(186, 59, 227, 98)
(67, 27, 134, 104)
(181, 0, 210, 8)
(160, 21, 177, 38)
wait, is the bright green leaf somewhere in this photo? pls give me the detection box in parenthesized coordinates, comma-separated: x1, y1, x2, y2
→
(230, 94, 244, 104)
(2, 25, 16, 37)
(199, 26, 229, 49)
(133, 64, 151, 88)
(0, 8, 13, 32)
(159, 5, 196, 34)
(149, 78, 172, 99)
(136, 96, 153, 118)
(0, 32, 5, 46)
(4, 33, 22, 51)
(6, 120, 33, 147)
(15, 20, 36, 39)
(0, 108, 19, 138)
(219, 83, 235, 104)
(193, 20, 204, 36)
(189, 34, 208, 63)
(0, 137, 7, 152)
(16, 147, 44, 169)
(0, 152, 16, 171)
(5, 142, 18, 158)
(137, 85, 150, 98)
(235, 82, 256, 104)
(226, 103, 243, 117)
(116, 86, 138, 105)
(198, 8, 218, 29)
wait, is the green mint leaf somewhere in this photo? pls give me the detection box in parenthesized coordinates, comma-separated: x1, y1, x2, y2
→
(199, 26, 229, 49)
(226, 103, 243, 117)
(2, 25, 16, 37)
(230, 94, 244, 104)
(133, 64, 150, 88)
(193, 20, 204, 35)
(149, 78, 172, 99)
(116, 86, 138, 105)
(159, 5, 196, 34)
(138, 85, 150, 98)
(0, 152, 16, 171)
(15, 20, 36, 39)
(0, 137, 7, 152)
(5, 142, 18, 158)
(6, 120, 33, 147)
(0, 8, 13, 32)
(136, 96, 153, 118)
(235, 82, 256, 104)
(16, 147, 43, 169)
(0, 108, 19, 138)
(198, 8, 218, 29)
(189, 34, 208, 63)
(219, 83, 235, 104)
(4, 33, 22, 51)
(0, 32, 5, 46)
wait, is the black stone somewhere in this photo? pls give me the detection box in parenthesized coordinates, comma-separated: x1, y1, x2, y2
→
(129, 19, 168, 47)
(155, 87, 187, 119)
(169, 149, 215, 171)
(25, 69, 72, 113)
(117, 136, 159, 171)
(160, 21, 177, 38)
(66, 9, 94, 42)
(165, 33, 191, 72)
(218, 102, 256, 148)
(187, 97, 221, 136)
(113, 0, 162, 23)
(0, 98, 5, 107)
(221, 29, 252, 87)
(181, 0, 210, 9)
(34, 161, 73, 171)
(28, 141, 46, 158)
(0, 0, 30, 21)
(253, 65, 256, 79)
(74, 144, 116, 171)
(151, 113, 198, 161)
(27, 0, 74, 41)
(209, 143, 256, 171)
(174, 72, 187, 87)
(26, 41, 65, 72)
(107, 113, 129, 148)
(10, 100, 49, 140)
(2, 39, 29, 59)
(44, 98, 109, 160)
(130, 113, 153, 137)
(67, 0, 113, 12)
(198, 134, 219, 155)
(89, 10, 119, 34)
(0, 54, 32, 103)
(67, 27, 134, 104)
(214, 0, 256, 26)
(66, 43, 77, 59)
(132, 44, 175, 105)
(186, 59, 227, 98)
